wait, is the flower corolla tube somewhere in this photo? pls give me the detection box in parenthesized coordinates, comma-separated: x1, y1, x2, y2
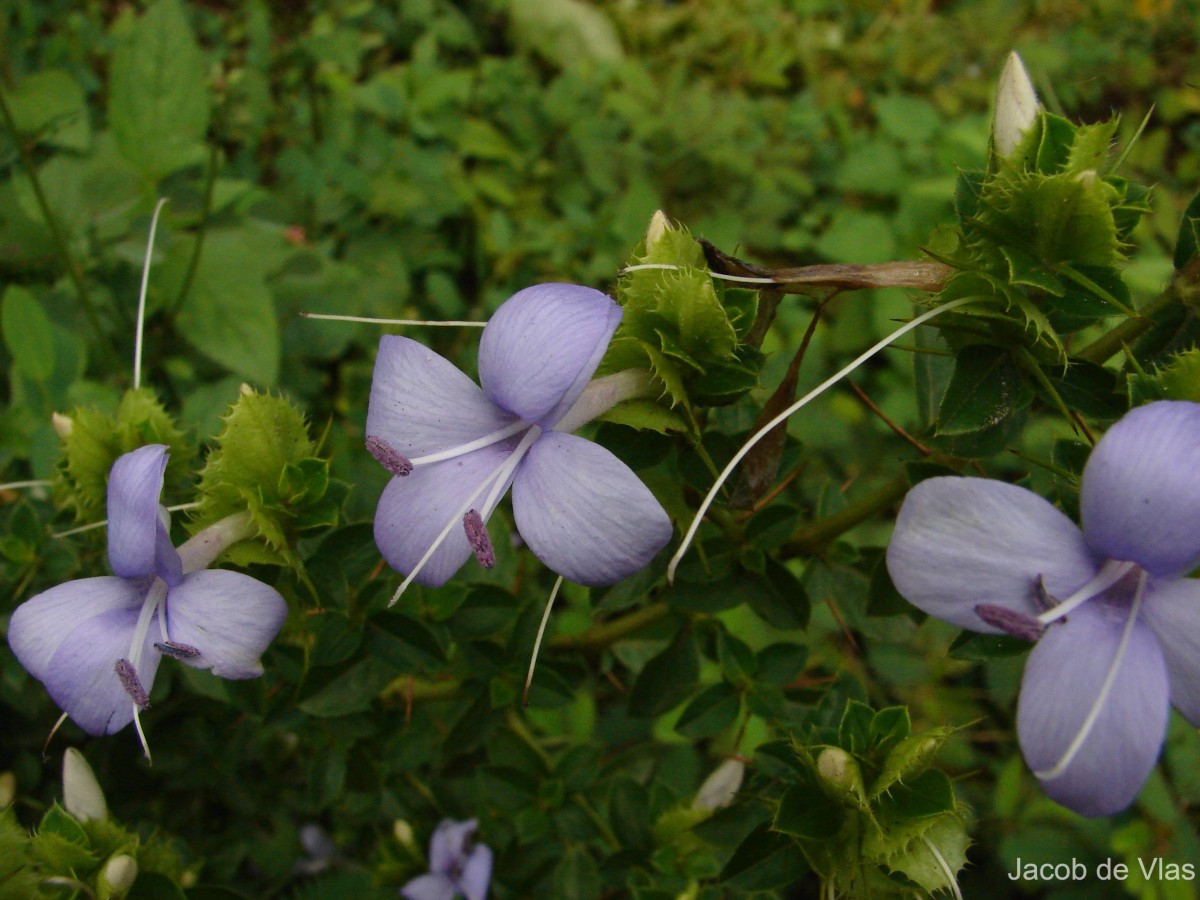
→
(366, 283, 672, 589)
(887, 401, 1200, 816)
(8, 445, 288, 741)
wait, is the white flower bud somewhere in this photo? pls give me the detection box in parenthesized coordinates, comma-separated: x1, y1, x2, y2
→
(816, 747, 863, 799)
(393, 819, 415, 847)
(62, 748, 107, 822)
(693, 758, 745, 811)
(52, 412, 74, 439)
(102, 855, 138, 894)
(644, 209, 670, 249)
(993, 51, 1039, 158)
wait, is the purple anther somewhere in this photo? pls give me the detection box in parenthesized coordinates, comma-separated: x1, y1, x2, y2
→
(155, 640, 201, 659)
(114, 659, 150, 709)
(974, 604, 1045, 642)
(463, 509, 496, 568)
(366, 435, 413, 477)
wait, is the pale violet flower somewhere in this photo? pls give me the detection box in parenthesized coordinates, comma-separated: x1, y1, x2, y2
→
(8, 445, 287, 745)
(401, 818, 492, 900)
(887, 401, 1200, 817)
(367, 283, 672, 591)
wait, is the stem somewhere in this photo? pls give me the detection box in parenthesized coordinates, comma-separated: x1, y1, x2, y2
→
(0, 87, 122, 372)
(779, 475, 911, 559)
(177, 511, 257, 574)
(548, 602, 672, 652)
(172, 142, 219, 312)
(1075, 276, 1191, 364)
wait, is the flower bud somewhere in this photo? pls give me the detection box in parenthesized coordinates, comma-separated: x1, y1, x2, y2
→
(52, 412, 73, 439)
(644, 209, 670, 250)
(693, 758, 745, 811)
(816, 747, 864, 800)
(100, 854, 138, 896)
(993, 51, 1039, 158)
(393, 819, 415, 848)
(0, 771, 14, 809)
(62, 748, 107, 822)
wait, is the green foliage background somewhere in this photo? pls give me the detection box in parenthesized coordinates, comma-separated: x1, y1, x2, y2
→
(1, 0, 1199, 897)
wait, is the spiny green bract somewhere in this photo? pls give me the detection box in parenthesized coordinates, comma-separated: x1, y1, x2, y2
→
(606, 218, 762, 418)
(773, 701, 969, 898)
(930, 111, 1152, 366)
(1, 802, 185, 900)
(190, 390, 343, 573)
(54, 388, 194, 522)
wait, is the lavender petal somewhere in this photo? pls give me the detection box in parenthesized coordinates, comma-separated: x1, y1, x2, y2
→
(1139, 576, 1200, 726)
(1081, 401, 1200, 577)
(511, 432, 672, 586)
(459, 843, 494, 900)
(163, 570, 288, 678)
(886, 477, 1099, 632)
(43, 606, 162, 736)
(367, 335, 516, 463)
(375, 446, 515, 587)
(400, 874, 458, 900)
(478, 284, 622, 428)
(1016, 601, 1168, 817)
(8, 576, 144, 680)
(107, 444, 170, 579)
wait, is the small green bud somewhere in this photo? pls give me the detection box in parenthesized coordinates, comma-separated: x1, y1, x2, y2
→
(644, 209, 670, 249)
(393, 819, 415, 848)
(52, 412, 73, 439)
(0, 771, 14, 808)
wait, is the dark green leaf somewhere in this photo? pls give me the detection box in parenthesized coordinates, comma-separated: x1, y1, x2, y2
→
(719, 823, 810, 890)
(675, 683, 740, 739)
(936, 346, 1033, 435)
(628, 627, 700, 717)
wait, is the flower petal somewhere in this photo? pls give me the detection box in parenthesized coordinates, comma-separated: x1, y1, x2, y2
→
(42, 606, 162, 736)
(375, 446, 515, 587)
(886, 477, 1098, 632)
(478, 284, 622, 427)
(400, 874, 458, 900)
(8, 577, 144, 680)
(367, 335, 517, 460)
(1081, 400, 1200, 577)
(511, 432, 672, 586)
(429, 818, 477, 874)
(163, 570, 288, 678)
(1016, 601, 1168, 817)
(1139, 576, 1200, 726)
(460, 843, 494, 900)
(108, 445, 171, 578)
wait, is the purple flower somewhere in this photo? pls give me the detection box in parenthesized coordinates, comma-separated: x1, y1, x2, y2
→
(886, 401, 1200, 817)
(8, 445, 288, 740)
(367, 283, 672, 589)
(401, 818, 492, 900)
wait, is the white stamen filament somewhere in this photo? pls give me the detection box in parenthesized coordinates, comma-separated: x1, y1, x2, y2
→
(0, 479, 52, 491)
(407, 419, 529, 467)
(52, 502, 201, 539)
(619, 263, 778, 285)
(1034, 559, 1136, 626)
(133, 198, 169, 391)
(125, 578, 167, 762)
(1033, 569, 1148, 782)
(667, 296, 977, 582)
(300, 312, 486, 327)
(524, 575, 565, 705)
(921, 834, 963, 900)
(389, 426, 543, 606)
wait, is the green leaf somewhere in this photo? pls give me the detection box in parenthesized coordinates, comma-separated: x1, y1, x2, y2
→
(4, 70, 90, 151)
(2, 285, 55, 382)
(719, 823, 810, 890)
(884, 813, 969, 895)
(598, 398, 688, 434)
(1174, 190, 1200, 271)
(936, 346, 1033, 436)
(298, 657, 397, 717)
(881, 768, 955, 819)
(744, 558, 810, 630)
(872, 728, 954, 799)
(675, 682, 741, 739)
(552, 845, 602, 900)
(628, 627, 699, 717)
(108, 0, 210, 179)
(838, 700, 875, 755)
(173, 229, 283, 384)
(774, 783, 845, 841)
